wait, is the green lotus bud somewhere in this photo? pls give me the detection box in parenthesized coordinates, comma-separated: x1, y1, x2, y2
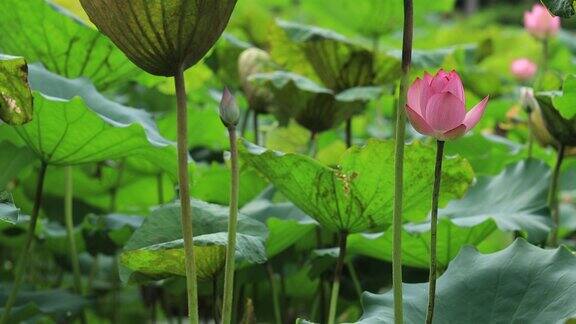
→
(219, 88, 240, 127)
(0, 56, 33, 126)
(80, 0, 238, 76)
(535, 94, 576, 146)
(238, 48, 273, 113)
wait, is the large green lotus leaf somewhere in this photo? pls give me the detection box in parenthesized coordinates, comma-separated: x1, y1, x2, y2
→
(299, 0, 455, 38)
(348, 160, 553, 268)
(348, 218, 497, 269)
(120, 200, 267, 283)
(274, 20, 401, 90)
(250, 71, 368, 133)
(446, 134, 522, 176)
(536, 93, 576, 146)
(552, 75, 576, 120)
(240, 187, 317, 257)
(0, 56, 33, 125)
(240, 139, 473, 233)
(0, 141, 35, 190)
(191, 163, 268, 207)
(358, 239, 576, 324)
(541, 0, 575, 18)
(5, 64, 179, 178)
(80, 0, 238, 76)
(0, 0, 141, 90)
(439, 159, 552, 242)
(0, 287, 87, 323)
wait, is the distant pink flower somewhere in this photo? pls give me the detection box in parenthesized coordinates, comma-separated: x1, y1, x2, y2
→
(511, 58, 538, 81)
(524, 4, 561, 39)
(405, 70, 489, 141)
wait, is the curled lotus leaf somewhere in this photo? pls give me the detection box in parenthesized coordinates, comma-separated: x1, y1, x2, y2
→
(80, 0, 238, 76)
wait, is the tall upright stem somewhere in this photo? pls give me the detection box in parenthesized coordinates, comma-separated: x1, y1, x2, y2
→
(64, 166, 84, 303)
(345, 118, 352, 148)
(222, 126, 240, 324)
(1, 162, 48, 324)
(392, 1, 413, 323)
(174, 67, 199, 324)
(327, 231, 348, 324)
(425, 140, 445, 324)
(157, 173, 165, 205)
(548, 144, 565, 246)
(266, 263, 282, 324)
(253, 111, 259, 145)
(536, 39, 549, 91)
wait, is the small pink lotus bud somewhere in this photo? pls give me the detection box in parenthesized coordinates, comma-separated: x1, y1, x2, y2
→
(524, 4, 561, 39)
(219, 88, 240, 127)
(404, 69, 489, 141)
(511, 58, 538, 81)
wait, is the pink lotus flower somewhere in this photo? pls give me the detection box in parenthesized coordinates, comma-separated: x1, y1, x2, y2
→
(524, 4, 561, 39)
(405, 70, 489, 141)
(511, 58, 538, 81)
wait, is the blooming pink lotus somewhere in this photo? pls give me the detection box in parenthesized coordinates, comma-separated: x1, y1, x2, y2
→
(511, 58, 538, 81)
(524, 4, 561, 39)
(405, 70, 489, 141)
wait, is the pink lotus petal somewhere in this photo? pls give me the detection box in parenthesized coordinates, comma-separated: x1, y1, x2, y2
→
(406, 104, 433, 135)
(440, 124, 467, 141)
(425, 92, 466, 132)
(423, 72, 433, 85)
(430, 69, 450, 93)
(441, 71, 465, 102)
(407, 78, 423, 114)
(463, 96, 490, 131)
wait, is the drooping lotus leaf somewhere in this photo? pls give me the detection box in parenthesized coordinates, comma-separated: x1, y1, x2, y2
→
(348, 159, 553, 268)
(275, 20, 401, 91)
(120, 200, 267, 283)
(5, 64, 179, 179)
(250, 71, 380, 133)
(240, 139, 473, 233)
(358, 239, 576, 323)
(80, 0, 238, 76)
(0, 0, 141, 90)
(439, 159, 552, 242)
(0, 56, 33, 126)
(0, 141, 35, 191)
(535, 93, 576, 146)
(541, 0, 575, 18)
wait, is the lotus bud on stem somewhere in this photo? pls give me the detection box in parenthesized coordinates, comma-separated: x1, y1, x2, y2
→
(219, 88, 240, 324)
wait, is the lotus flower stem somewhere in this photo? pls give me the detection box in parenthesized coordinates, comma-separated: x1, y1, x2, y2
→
(64, 166, 86, 324)
(222, 125, 240, 324)
(253, 111, 260, 145)
(425, 140, 445, 324)
(548, 143, 566, 246)
(266, 263, 283, 324)
(174, 67, 200, 324)
(345, 118, 353, 147)
(1, 162, 48, 324)
(392, 1, 413, 323)
(537, 39, 549, 90)
(327, 231, 348, 324)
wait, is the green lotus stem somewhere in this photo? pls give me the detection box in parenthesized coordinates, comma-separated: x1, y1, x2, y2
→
(347, 261, 363, 300)
(266, 263, 282, 324)
(327, 231, 348, 324)
(64, 166, 87, 322)
(345, 118, 353, 148)
(109, 158, 126, 212)
(536, 38, 549, 91)
(222, 125, 240, 324)
(392, 1, 413, 323)
(1, 162, 48, 324)
(425, 140, 445, 324)
(174, 67, 199, 324)
(548, 144, 566, 246)
(253, 111, 259, 145)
